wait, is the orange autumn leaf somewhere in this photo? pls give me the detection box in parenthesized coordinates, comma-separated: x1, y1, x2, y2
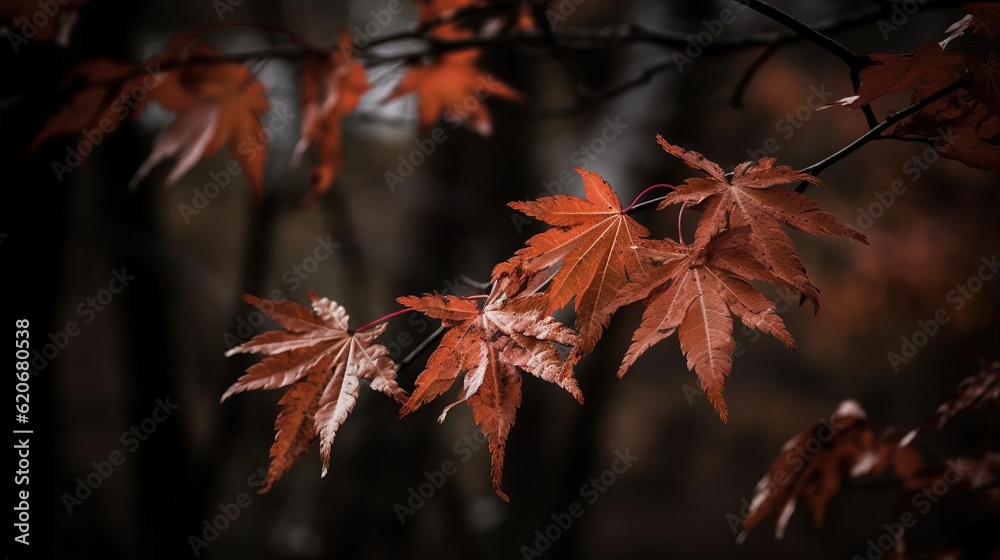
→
(386, 49, 522, 135)
(414, 0, 481, 24)
(33, 34, 273, 195)
(413, 0, 484, 39)
(420, 0, 539, 37)
(128, 41, 271, 196)
(614, 232, 795, 422)
(296, 31, 370, 202)
(222, 291, 407, 493)
(503, 167, 649, 361)
(397, 285, 579, 501)
(30, 30, 208, 155)
(657, 135, 867, 307)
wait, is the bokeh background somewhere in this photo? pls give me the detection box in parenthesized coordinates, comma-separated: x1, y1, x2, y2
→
(3, 0, 998, 558)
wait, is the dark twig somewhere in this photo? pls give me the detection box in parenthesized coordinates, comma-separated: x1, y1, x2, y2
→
(730, 44, 780, 108)
(394, 325, 445, 374)
(737, 0, 868, 70)
(851, 69, 882, 129)
(46, 2, 926, 91)
(796, 80, 967, 192)
(535, 59, 675, 117)
(875, 134, 937, 144)
(622, 83, 966, 213)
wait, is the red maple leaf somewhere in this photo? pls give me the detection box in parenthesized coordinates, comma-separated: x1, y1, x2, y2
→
(128, 41, 271, 196)
(504, 167, 650, 360)
(223, 291, 406, 493)
(386, 49, 522, 135)
(397, 286, 579, 500)
(295, 31, 370, 202)
(614, 232, 795, 422)
(657, 136, 867, 307)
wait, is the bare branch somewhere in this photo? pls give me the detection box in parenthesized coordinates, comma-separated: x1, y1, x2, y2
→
(797, 80, 968, 191)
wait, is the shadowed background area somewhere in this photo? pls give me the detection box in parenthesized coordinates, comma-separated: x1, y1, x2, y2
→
(2, 0, 998, 558)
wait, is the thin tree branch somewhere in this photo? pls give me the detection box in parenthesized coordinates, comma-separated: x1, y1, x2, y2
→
(45, 1, 945, 90)
(730, 44, 780, 108)
(19, 0, 969, 105)
(796, 80, 967, 192)
(851, 69, 882, 129)
(550, 0, 960, 54)
(737, 0, 868, 70)
(394, 325, 445, 374)
(875, 134, 937, 144)
(623, 83, 966, 215)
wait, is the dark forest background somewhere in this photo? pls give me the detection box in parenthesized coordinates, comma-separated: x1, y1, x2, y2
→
(2, 0, 998, 558)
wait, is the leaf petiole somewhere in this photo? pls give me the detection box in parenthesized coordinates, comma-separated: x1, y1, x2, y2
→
(354, 308, 415, 333)
(623, 183, 676, 212)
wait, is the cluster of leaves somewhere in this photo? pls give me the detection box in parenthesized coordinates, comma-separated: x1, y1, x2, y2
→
(387, 0, 527, 135)
(32, 31, 275, 196)
(218, 2, 997, 494)
(24, 0, 998, 517)
(832, 4, 1000, 171)
(738, 362, 999, 558)
(224, 131, 869, 497)
(27, 1, 1000, 197)
(29, 0, 529, 201)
